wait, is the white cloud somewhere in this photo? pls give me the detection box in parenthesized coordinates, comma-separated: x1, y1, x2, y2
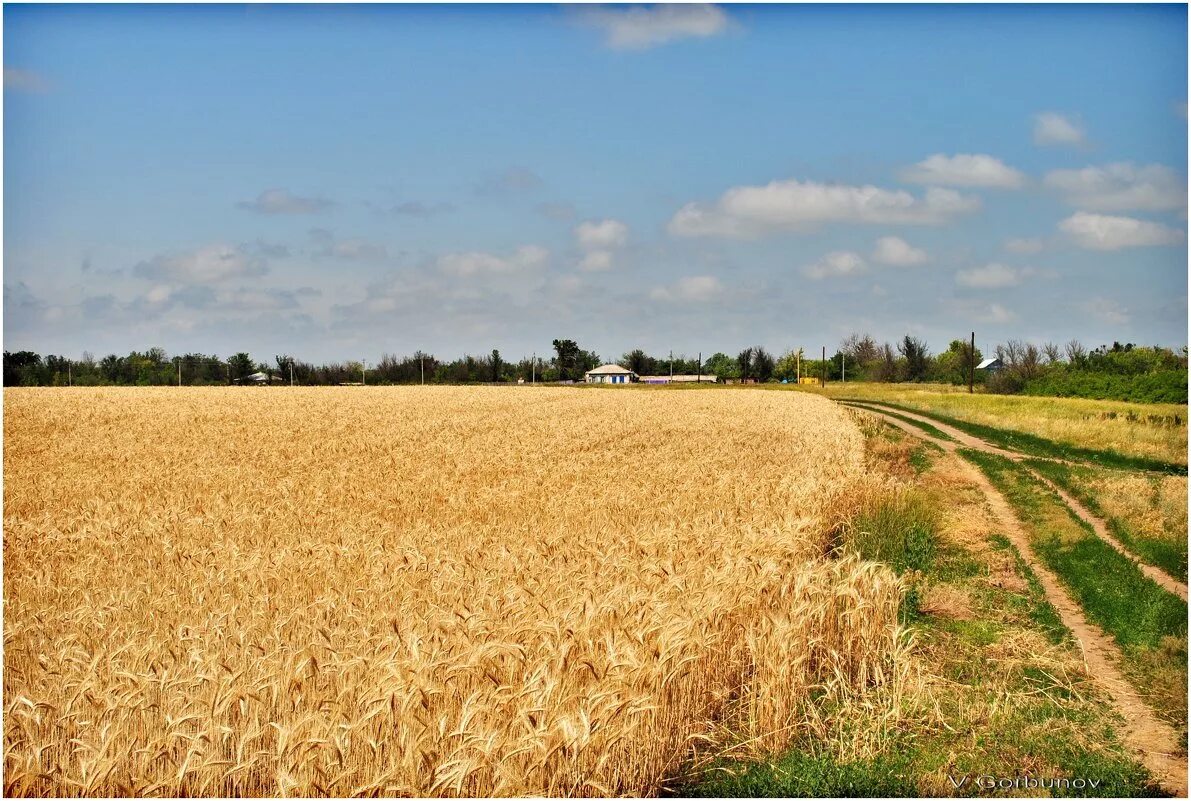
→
(575, 219, 628, 250)
(1033, 112, 1086, 147)
(4, 67, 48, 93)
(1082, 297, 1129, 326)
(980, 303, 1016, 323)
(133, 243, 268, 284)
(237, 188, 333, 214)
(955, 263, 1025, 289)
(574, 219, 628, 272)
(1044, 163, 1186, 212)
(803, 251, 866, 280)
(1058, 212, 1185, 250)
(649, 275, 723, 302)
(901, 153, 1025, 189)
(436, 245, 549, 276)
(1004, 237, 1045, 254)
(308, 229, 388, 261)
(668, 179, 979, 238)
(578, 251, 614, 272)
(578, 4, 729, 50)
(872, 236, 928, 266)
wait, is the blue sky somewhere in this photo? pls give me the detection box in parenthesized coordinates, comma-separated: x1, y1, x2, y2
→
(4, 3, 1187, 363)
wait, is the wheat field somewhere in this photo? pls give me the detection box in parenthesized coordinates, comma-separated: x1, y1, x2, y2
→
(4, 387, 903, 796)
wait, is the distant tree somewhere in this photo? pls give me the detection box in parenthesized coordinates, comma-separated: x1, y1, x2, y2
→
(753, 347, 775, 383)
(490, 349, 502, 383)
(621, 349, 649, 376)
(736, 347, 755, 382)
(1042, 342, 1063, 365)
(229, 353, 254, 382)
(704, 352, 737, 381)
(3, 351, 40, 386)
(875, 343, 898, 383)
(275, 355, 296, 383)
(1065, 339, 1087, 366)
(898, 335, 930, 381)
(552, 339, 582, 381)
(933, 339, 981, 385)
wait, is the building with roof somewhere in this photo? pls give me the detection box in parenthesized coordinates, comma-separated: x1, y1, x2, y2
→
(639, 374, 717, 384)
(584, 364, 638, 384)
(236, 371, 284, 384)
(976, 357, 1004, 371)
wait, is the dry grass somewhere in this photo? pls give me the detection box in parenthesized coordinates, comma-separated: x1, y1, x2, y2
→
(1087, 472, 1188, 553)
(818, 383, 1187, 467)
(4, 387, 907, 797)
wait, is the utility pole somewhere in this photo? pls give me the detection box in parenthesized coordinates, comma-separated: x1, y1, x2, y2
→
(669, 349, 673, 381)
(177, 358, 182, 387)
(969, 331, 976, 394)
(68, 363, 72, 387)
(420, 355, 425, 385)
(531, 353, 536, 385)
(796, 349, 801, 383)
(821, 346, 826, 387)
(841, 352, 846, 383)
(697, 351, 702, 383)
(362, 360, 366, 386)
(289, 361, 294, 387)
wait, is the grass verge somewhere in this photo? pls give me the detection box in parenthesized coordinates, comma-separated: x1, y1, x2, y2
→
(962, 448, 1188, 735)
(850, 399, 1186, 475)
(840, 402, 958, 443)
(1023, 458, 1188, 583)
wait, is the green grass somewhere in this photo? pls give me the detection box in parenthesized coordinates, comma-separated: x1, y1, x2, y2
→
(854, 400, 1186, 475)
(962, 448, 1188, 732)
(988, 533, 1071, 645)
(840, 401, 957, 442)
(846, 491, 938, 575)
(675, 749, 920, 797)
(1023, 459, 1188, 582)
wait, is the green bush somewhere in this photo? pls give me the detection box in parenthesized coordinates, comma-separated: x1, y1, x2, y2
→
(1022, 369, 1187, 404)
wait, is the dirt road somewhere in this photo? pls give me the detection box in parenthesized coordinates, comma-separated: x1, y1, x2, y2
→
(844, 402, 1189, 797)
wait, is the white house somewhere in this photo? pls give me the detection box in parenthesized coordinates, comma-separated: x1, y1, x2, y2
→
(237, 371, 284, 384)
(584, 364, 638, 384)
(976, 357, 1004, 371)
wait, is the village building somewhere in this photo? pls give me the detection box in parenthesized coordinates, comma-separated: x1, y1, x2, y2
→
(584, 364, 638, 384)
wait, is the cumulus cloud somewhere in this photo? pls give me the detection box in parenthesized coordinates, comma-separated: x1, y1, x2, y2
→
(979, 303, 1016, 323)
(1082, 297, 1129, 326)
(1004, 237, 1045, 254)
(436, 245, 549, 276)
(1058, 212, 1185, 250)
(955, 263, 1026, 289)
(578, 4, 729, 50)
(872, 236, 928, 266)
(573, 219, 629, 272)
(803, 251, 866, 280)
(133, 243, 268, 284)
(1044, 163, 1186, 212)
(901, 153, 1026, 189)
(575, 219, 629, 250)
(4, 67, 48, 93)
(1033, 112, 1086, 147)
(237, 188, 333, 215)
(649, 275, 723, 303)
(668, 179, 979, 238)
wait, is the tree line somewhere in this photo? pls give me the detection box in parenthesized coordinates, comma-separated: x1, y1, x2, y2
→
(5, 335, 1186, 403)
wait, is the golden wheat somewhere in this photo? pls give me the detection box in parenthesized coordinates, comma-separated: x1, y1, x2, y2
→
(4, 387, 902, 796)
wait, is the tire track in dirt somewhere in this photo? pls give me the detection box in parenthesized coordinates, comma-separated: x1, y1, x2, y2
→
(843, 403, 1188, 797)
(843, 401, 1188, 600)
